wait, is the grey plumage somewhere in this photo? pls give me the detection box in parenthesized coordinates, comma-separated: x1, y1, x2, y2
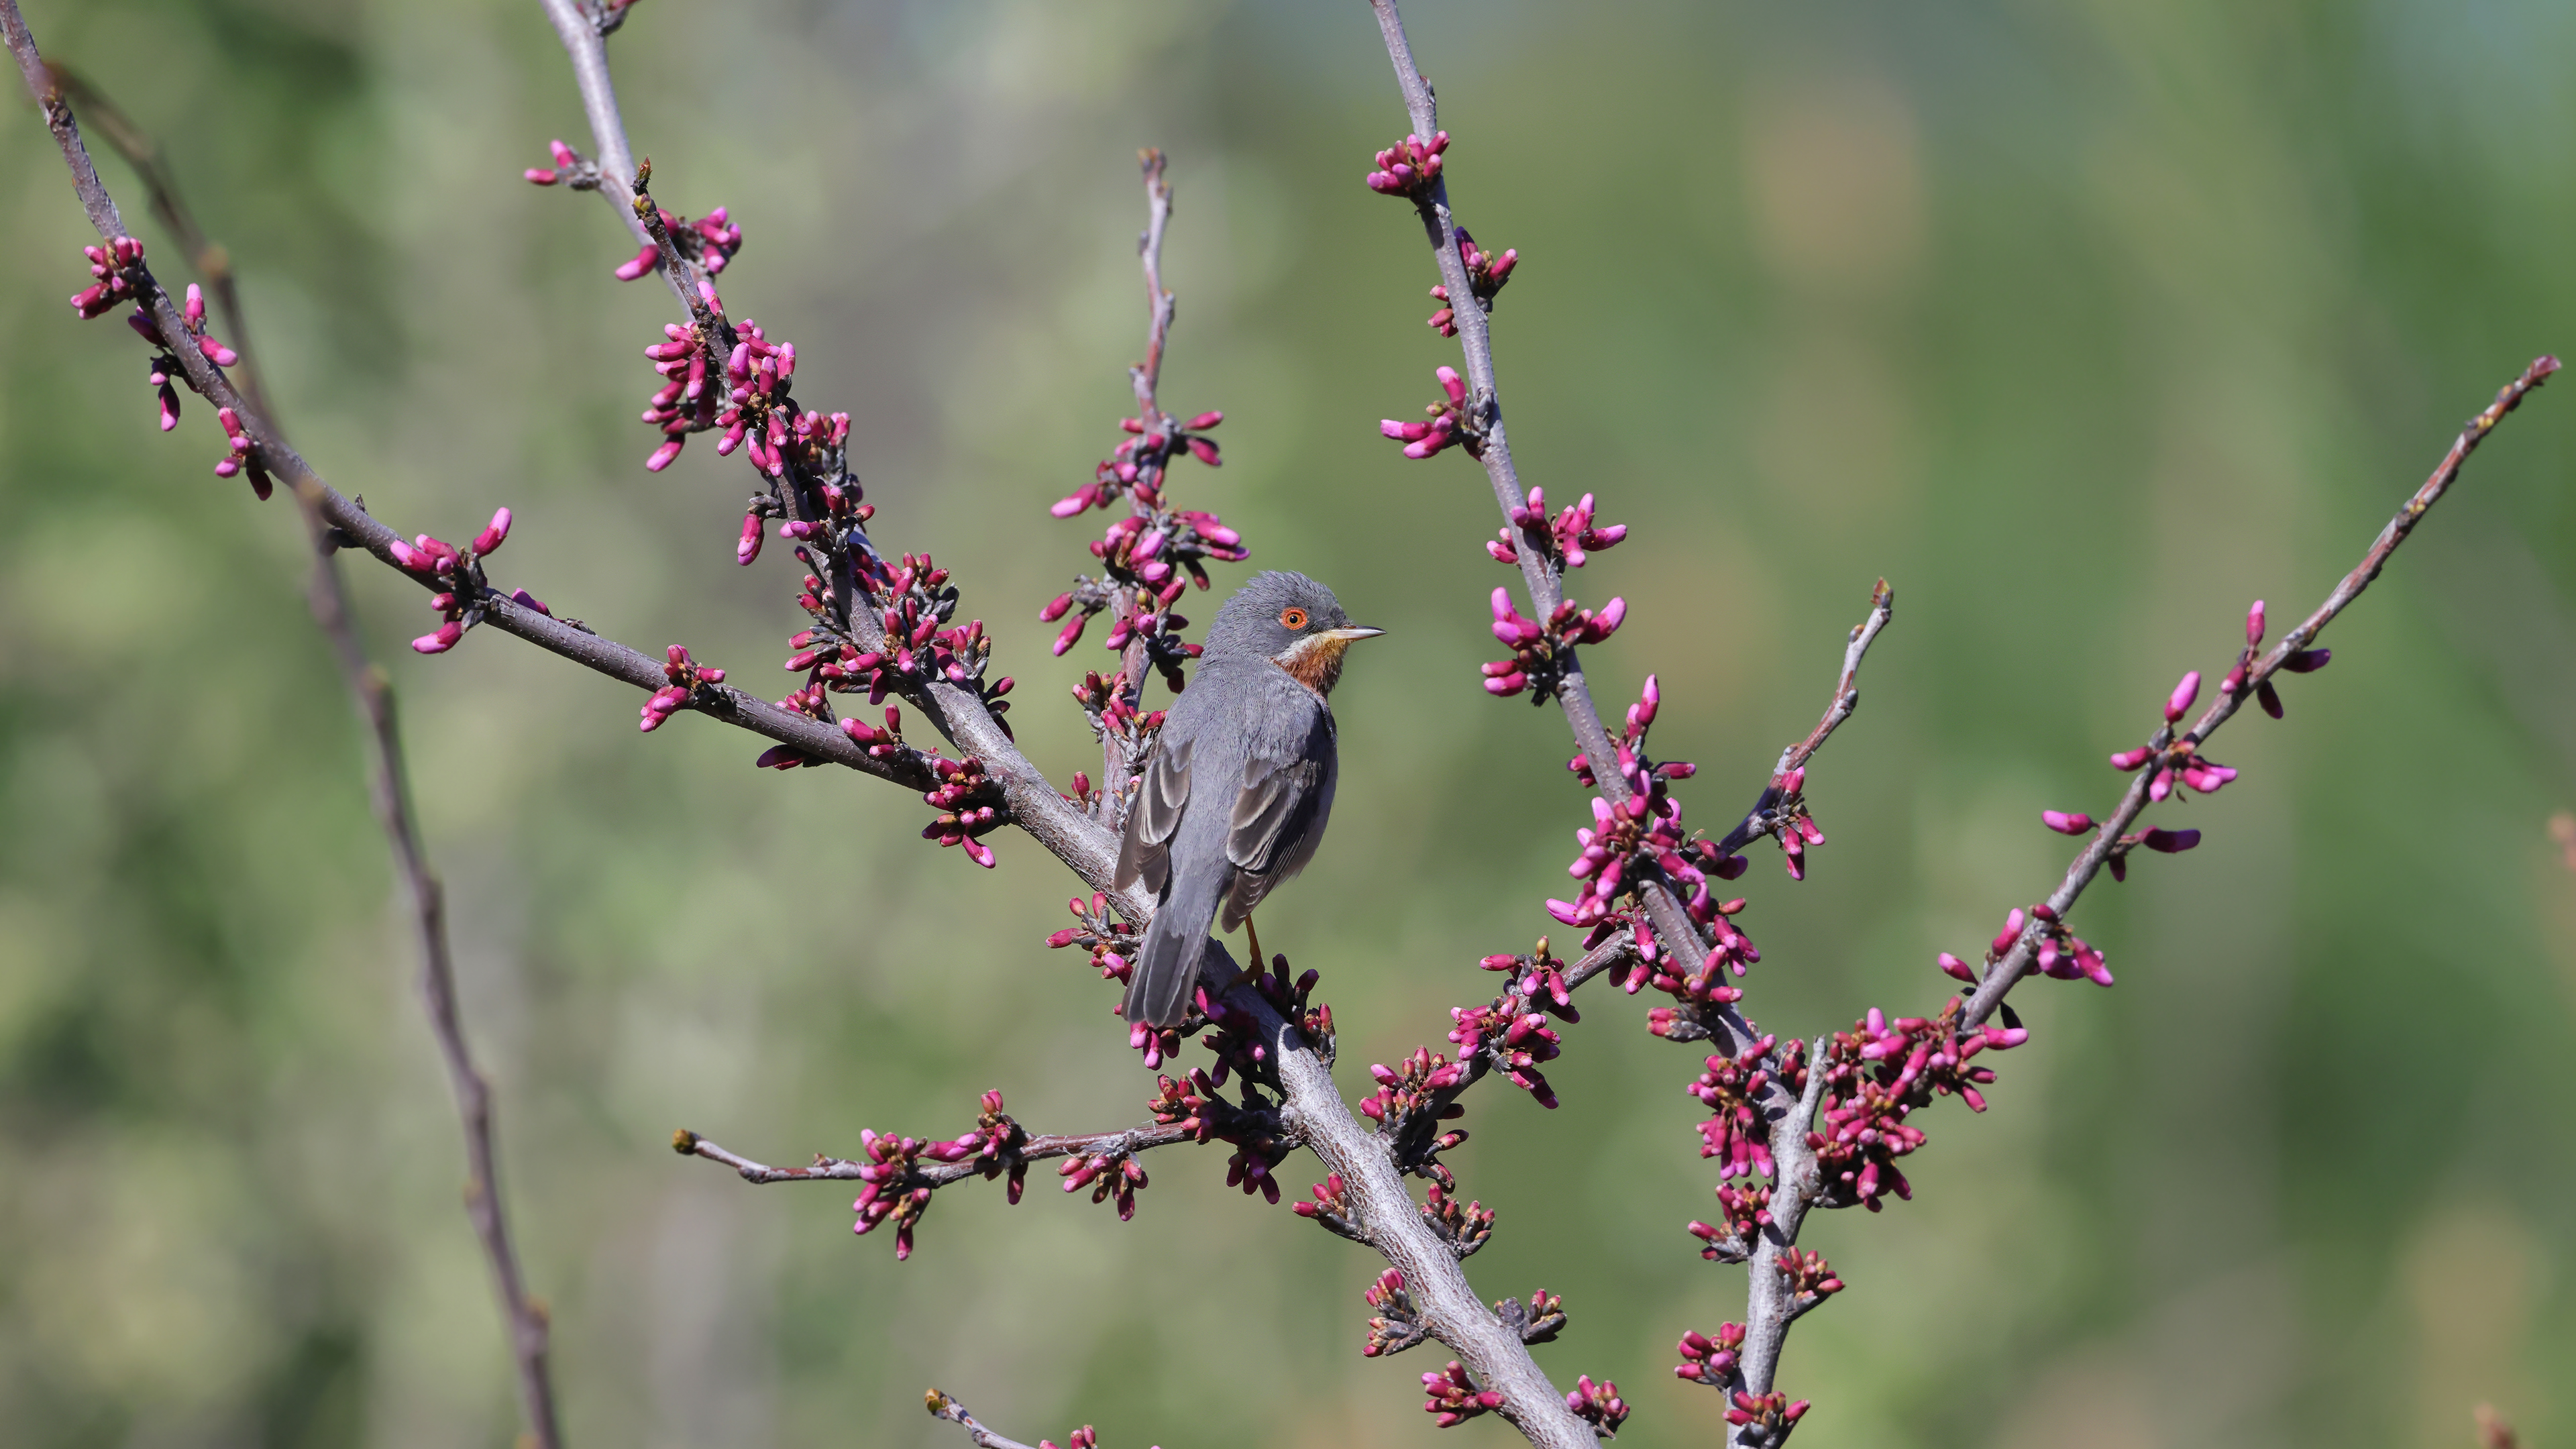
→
(1114, 572, 1377, 1028)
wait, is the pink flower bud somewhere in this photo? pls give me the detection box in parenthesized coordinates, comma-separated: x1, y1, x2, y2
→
(737, 513, 763, 565)
(2165, 669, 2200, 722)
(2041, 810, 2094, 835)
(614, 243, 659, 281)
(2281, 647, 2331, 672)
(1937, 952, 1976, 983)
(411, 621, 464, 655)
(524, 168, 559, 185)
(472, 507, 513, 556)
(1438, 366, 1466, 405)
(2246, 600, 2266, 644)
(1187, 410, 1223, 430)
(645, 435, 684, 472)
(2142, 827, 2201, 853)
(2109, 745, 2153, 771)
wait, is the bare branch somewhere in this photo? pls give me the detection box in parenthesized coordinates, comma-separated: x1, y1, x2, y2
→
(1715, 580, 1896, 855)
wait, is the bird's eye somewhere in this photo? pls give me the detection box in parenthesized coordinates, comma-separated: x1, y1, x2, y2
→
(1279, 607, 1309, 630)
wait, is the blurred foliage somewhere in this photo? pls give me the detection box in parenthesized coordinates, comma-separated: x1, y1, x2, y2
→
(1, 1, 2572, 1446)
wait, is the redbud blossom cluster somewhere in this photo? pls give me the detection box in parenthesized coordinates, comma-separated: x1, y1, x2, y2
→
(1807, 1002, 2028, 1212)
(521, 138, 602, 191)
(1381, 365, 1469, 460)
(1364, 129, 1449, 197)
(1487, 485, 1625, 570)
(639, 644, 726, 733)
(1426, 225, 1517, 337)
(1046, 892, 1140, 988)
(1449, 941, 1584, 1108)
(611, 204, 742, 284)
(1482, 586, 1625, 700)
(1563, 1375, 1629, 1436)
(848, 1125, 983, 1260)
(1052, 411, 1226, 517)
(1362, 1269, 1429, 1357)
(1419, 1361, 1501, 1429)
(1674, 1322, 1745, 1385)
(391, 507, 515, 655)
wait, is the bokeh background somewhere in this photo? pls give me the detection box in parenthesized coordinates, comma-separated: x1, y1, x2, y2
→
(4, 1, 2574, 1446)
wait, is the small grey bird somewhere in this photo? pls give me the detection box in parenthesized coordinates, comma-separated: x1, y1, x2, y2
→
(1114, 571, 1383, 1028)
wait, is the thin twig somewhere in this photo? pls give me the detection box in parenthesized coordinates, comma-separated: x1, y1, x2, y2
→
(1715, 580, 1896, 855)
(1, 38, 567, 1449)
(678, 1122, 1197, 1187)
(1104, 150, 1179, 806)
(924, 1389, 1043, 1449)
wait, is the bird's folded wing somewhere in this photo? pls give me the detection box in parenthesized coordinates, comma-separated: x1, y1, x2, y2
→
(1113, 733, 1192, 894)
(1220, 746, 1333, 929)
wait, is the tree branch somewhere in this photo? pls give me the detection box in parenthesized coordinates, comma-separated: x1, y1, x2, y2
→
(0, 18, 569, 1447)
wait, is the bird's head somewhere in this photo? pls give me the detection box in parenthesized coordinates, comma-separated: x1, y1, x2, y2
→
(1205, 570, 1383, 696)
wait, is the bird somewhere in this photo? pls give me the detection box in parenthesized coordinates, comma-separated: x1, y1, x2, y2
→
(1114, 571, 1383, 1029)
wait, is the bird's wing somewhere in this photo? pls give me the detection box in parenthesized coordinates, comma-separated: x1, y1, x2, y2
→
(1113, 732, 1192, 895)
(1218, 716, 1338, 930)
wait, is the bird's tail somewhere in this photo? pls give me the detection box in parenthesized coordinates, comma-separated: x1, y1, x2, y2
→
(1125, 871, 1223, 1030)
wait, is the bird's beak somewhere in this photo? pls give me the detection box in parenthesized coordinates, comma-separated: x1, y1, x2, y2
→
(1327, 627, 1386, 642)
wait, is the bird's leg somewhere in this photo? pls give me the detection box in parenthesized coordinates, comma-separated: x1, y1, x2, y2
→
(1235, 913, 1269, 987)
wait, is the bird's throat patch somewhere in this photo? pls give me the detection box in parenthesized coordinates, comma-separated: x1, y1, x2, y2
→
(1273, 633, 1350, 696)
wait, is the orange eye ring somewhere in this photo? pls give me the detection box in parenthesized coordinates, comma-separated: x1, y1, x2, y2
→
(1279, 607, 1309, 630)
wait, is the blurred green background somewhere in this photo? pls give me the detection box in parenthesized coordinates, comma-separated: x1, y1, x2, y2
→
(3, 1, 2573, 1446)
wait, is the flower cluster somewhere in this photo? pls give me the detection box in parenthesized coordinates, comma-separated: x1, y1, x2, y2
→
(70, 235, 146, 319)
(918, 753, 1005, 867)
(613, 204, 743, 283)
(639, 643, 727, 733)
(521, 138, 602, 190)
(1359, 1046, 1472, 1163)
(1686, 1036, 1777, 1181)
(392, 507, 516, 655)
(1364, 129, 1450, 197)
(1721, 765, 1831, 880)
(1426, 225, 1517, 337)
(1483, 587, 1627, 701)
(1674, 1322, 1745, 1387)
(1952, 898, 2111, 989)
(1724, 1389, 1811, 1446)
(1808, 1002, 2029, 1212)
(848, 1126, 983, 1260)
(638, 317, 841, 486)
(1486, 485, 1625, 570)
(1041, 411, 1244, 699)
(1776, 1245, 1843, 1303)
(1046, 892, 1140, 989)
(1450, 943, 1583, 1109)
(2227, 599, 2332, 718)
(1563, 1375, 1628, 1437)
(1362, 1269, 1429, 1357)
(1420, 1361, 1501, 1430)
(1057, 1147, 1148, 1220)
(1292, 1170, 1360, 1240)
(1546, 679, 1715, 936)
(965, 1089, 1032, 1203)
(2108, 669, 2240, 803)
(1687, 1181, 1770, 1264)
(1381, 365, 1470, 460)
(1498, 1288, 1566, 1345)
(1052, 411, 1227, 517)
(1421, 1182, 1495, 1258)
